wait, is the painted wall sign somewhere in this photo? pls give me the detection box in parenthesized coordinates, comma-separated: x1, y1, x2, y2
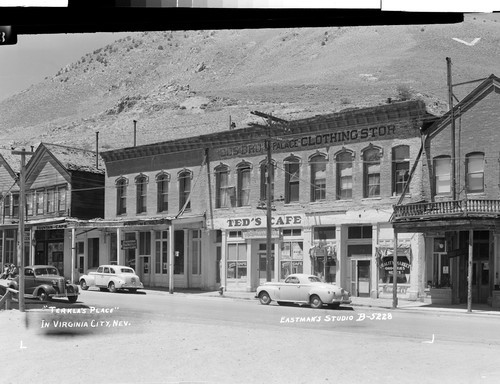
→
(216, 125, 396, 159)
(212, 215, 304, 229)
(121, 240, 137, 250)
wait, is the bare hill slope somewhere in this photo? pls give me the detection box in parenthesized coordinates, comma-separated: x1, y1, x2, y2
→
(1, 13, 499, 151)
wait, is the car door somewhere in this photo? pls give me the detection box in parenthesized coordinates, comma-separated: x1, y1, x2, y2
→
(279, 276, 302, 301)
(94, 266, 104, 286)
(24, 268, 36, 295)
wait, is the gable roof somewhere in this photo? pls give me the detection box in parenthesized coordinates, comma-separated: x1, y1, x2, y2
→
(426, 74, 500, 138)
(27, 143, 105, 175)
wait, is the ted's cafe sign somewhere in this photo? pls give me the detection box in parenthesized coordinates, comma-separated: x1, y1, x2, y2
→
(212, 214, 303, 230)
(217, 125, 396, 158)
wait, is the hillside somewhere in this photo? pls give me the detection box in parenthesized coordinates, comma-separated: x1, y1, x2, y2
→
(1, 13, 499, 153)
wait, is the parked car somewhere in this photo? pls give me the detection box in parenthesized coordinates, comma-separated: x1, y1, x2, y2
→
(255, 273, 351, 309)
(79, 265, 144, 293)
(0, 265, 79, 303)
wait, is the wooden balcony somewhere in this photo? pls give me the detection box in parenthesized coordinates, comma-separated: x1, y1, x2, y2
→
(392, 199, 500, 222)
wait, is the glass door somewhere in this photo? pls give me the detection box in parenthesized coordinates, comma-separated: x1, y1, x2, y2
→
(472, 261, 489, 303)
(138, 256, 150, 287)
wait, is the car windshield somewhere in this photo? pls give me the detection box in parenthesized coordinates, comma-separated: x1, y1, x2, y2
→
(35, 267, 60, 276)
(119, 268, 134, 273)
(308, 276, 322, 283)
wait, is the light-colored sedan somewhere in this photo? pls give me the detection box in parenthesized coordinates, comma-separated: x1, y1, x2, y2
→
(255, 273, 351, 309)
(79, 265, 144, 293)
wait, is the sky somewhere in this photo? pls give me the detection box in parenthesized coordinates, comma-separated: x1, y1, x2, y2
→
(0, 32, 135, 102)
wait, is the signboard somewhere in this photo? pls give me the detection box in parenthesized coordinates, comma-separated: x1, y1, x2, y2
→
(242, 229, 281, 239)
(121, 239, 137, 250)
(212, 214, 303, 230)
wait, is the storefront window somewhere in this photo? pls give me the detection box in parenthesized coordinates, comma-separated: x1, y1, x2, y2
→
(377, 246, 411, 285)
(281, 241, 303, 279)
(227, 243, 247, 279)
(311, 227, 336, 282)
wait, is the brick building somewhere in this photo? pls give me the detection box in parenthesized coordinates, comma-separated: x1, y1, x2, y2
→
(392, 74, 500, 307)
(100, 99, 436, 297)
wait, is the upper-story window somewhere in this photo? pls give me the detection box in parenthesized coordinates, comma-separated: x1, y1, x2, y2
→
(363, 146, 381, 198)
(26, 192, 34, 216)
(135, 174, 148, 214)
(285, 156, 300, 203)
(116, 177, 128, 215)
(36, 189, 44, 215)
(260, 160, 275, 203)
(12, 193, 19, 218)
(336, 150, 353, 200)
(179, 169, 192, 210)
(392, 145, 410, 196)
(310, 153, 327, 202)
(433, 156, 451, 195)
(466, 152, 484, 193)
(57, 186, 67, 213)
(46, 188, 55, 213)
(237, 162, 251, 207)
(156, 172, 170, 213)
(3, 194, 10, 217)
(215, 164, 231, 209)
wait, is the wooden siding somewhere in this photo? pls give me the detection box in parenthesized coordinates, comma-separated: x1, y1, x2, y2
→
(27, 153, 70, 190)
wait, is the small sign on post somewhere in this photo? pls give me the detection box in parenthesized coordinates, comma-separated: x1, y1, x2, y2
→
(121, 239, 137, 250)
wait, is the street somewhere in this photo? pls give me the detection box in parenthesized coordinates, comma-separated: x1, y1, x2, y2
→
(2, 290, 500, 384)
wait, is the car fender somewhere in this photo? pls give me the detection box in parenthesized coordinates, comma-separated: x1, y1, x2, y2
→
(33, 285, 57, 297)
(79, 274, 95, 287)
(110, 277, 124, 288)
(258, 285, 279, 300)
(308, 288, 333, 302)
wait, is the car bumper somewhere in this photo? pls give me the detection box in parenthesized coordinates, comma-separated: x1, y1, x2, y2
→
(118, 284, 143, 289)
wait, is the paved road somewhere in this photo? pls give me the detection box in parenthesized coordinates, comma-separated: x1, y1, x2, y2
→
(3, 289, 500, 384)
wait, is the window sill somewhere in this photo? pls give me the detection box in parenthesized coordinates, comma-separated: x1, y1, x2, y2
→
(390, 194, 412, 199)
(361, 197, 382, 201)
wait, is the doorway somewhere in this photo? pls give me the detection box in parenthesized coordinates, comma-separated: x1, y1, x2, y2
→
(138, 256, 151, 286)
(258, 245, 274, 284)
(350, 259, 371, 297)
(472, 260, 489, 304)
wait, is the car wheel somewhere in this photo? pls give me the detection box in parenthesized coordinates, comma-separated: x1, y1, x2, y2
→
(79, 279, 88, 290)
(258, 291, 271, 305)
(68, 296, 78, 303)
(38, 290, 49, 302)
(310, 294, 323, 309)
(108, 282, 117, 293)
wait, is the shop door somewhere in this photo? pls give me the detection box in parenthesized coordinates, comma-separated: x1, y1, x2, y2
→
(472, 261, 489, 304)
(188, 230, 202, 288)
(138, 256, 151, 287)
(350, 259, 371, 297)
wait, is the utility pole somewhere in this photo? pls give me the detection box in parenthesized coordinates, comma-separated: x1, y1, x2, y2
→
(12, 148, 34, 312)
(251, 111, 288, 282)
(446, 57, 456, 201)
(133, 120, 137, 147)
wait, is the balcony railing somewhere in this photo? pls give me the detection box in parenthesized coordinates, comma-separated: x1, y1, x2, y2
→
(392, 199, 500, 221)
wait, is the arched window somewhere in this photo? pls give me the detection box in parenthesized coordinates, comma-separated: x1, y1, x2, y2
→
(215, 164, 231, 209)
(178, 170, 192, 210)
(466, 152, 485, 193)
(116, 177, 128, 215)
(156, 172, 170, 213)
(434, 156, 451, 195)
(135, 174, 148, 214)
(237, 162, 252, 207)
(285, 156, 300, 203)
(392, 145, 410, 196)
(310, 153, 327, 202)
(363, 146, 381, 198)
(336, 150, 353, 200)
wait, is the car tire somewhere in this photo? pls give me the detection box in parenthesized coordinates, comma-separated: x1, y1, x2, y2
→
(258, 291, 271, 305)
(108, 282, 117, 293)
(38, 290, 49, 302)
(68, 296, 78, 303)
(310, 294, 323, 309)
(79, 279, 88, 290)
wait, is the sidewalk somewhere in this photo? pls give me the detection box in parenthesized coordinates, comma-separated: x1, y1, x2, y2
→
(145, 287, 500, 317)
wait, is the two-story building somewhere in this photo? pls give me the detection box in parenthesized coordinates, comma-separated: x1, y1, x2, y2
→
(0, 143, 105, 282)
(392, 74, 500, 308)
(100, 99, 437, 298)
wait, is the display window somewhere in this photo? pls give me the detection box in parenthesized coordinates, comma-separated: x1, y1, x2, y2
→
(280, 241, 303, 279)
(227, 243, 247, 279)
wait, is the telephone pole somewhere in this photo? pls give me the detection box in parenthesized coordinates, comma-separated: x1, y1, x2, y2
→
(12, 148, 34, 312)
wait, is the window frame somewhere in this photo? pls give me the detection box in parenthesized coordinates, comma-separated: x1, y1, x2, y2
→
(285, 156, 300, 204)
(259, 160, 275, 203)
(237, 162, 251, 207)
(178, 169, 192, 211)
(156, 172, 170, 213)
(310, 153, 327, 202)
(215, 165, 231, 209)
(135, 174, 148, 214)
(116, 177, 128, 215)
(466, 152, 485, 193)
(433, 155, 451, 195)
(363, 146, 381, 198)
(392, 145, 410, 196)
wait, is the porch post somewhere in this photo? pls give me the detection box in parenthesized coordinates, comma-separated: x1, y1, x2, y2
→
(116, 227, 122, 265)
(71, 228, 76, 283)
(467, 229, 473, 312)
(169, 222, 174, 294)
(392, 231, 398, 309)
